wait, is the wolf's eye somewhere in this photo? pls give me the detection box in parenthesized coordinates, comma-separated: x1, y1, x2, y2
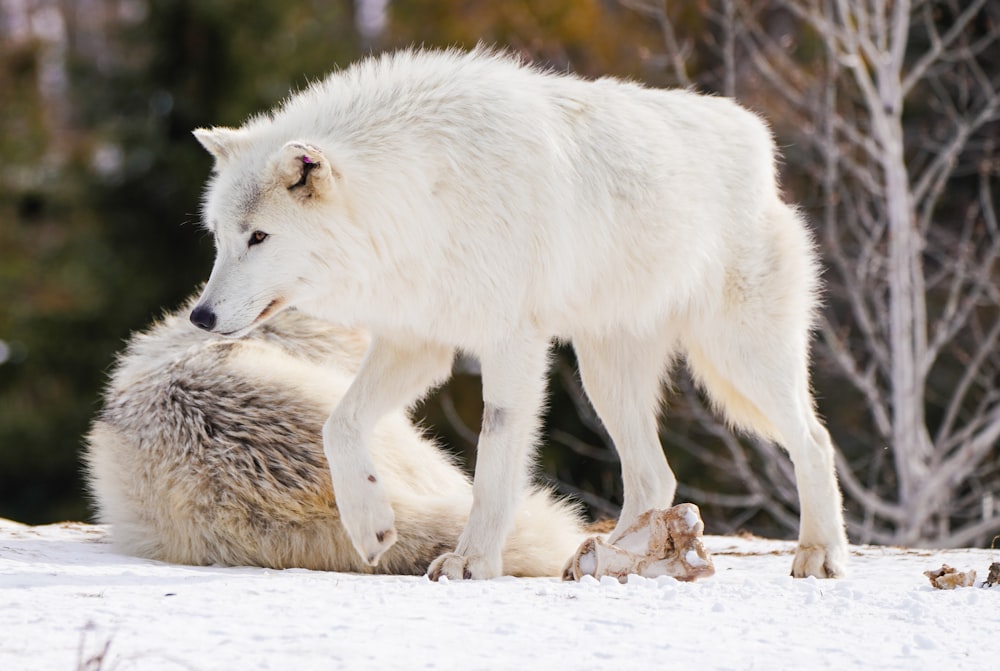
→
(248, 230, 269, 247)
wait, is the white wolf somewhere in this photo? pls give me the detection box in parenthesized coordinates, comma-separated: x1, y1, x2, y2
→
(84, 299, 586, 575)
(190, 47, 848, 579)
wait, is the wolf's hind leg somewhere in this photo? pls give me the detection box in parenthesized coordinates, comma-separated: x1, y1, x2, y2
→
(324, 336, 454, 567)
(687, 335, 847, 577)
(682, 205, 848, 578)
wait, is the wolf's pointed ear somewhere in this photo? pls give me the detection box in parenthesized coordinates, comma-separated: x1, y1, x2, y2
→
(193, 127, 248, 167)
(272, 141, 337, 199)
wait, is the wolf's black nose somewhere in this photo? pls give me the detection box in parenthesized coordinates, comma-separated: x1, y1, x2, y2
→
(190, 305, 217, 331)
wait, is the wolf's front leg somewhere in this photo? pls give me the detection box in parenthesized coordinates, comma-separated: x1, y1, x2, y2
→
(323, 336, 454, 567)
(428, 336, 551, 580)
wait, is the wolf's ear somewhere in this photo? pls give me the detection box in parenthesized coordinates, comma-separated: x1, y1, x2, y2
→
(193, 127, 248, 167)
(272, 141, 336, 199)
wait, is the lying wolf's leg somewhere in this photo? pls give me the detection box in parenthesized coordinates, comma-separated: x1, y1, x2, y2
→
(323, 336, 454, 567)
(573, 330, 679, 544)
(427, 336, 551, 580)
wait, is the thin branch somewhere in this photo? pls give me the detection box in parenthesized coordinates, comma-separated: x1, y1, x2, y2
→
(888, 0, 913, 80)
(817, 317, 892, 438)
(620, 0, 693, 87)
(901, 0, 992, 95)
(834, 450, 905, 523)
(556, 359, 612, 444)
(938, 514, 1000, 549)
(915, 406, 1000, 534)
(549, 429, 619, 463)
(912, 90, 1000, 210)
(934, 315, 1000, 449)
(926, 252, 1000, 375)
(541, 474, 621, 520)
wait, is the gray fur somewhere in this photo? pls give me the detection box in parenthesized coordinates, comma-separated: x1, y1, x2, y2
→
(481, 404, 506, 434)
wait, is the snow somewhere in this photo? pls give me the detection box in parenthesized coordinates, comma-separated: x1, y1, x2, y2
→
(682, 506, 700, 530)
(3, 519, 1000, 670)
(685, 549, 707, 568)
(577, 547, 597, 576)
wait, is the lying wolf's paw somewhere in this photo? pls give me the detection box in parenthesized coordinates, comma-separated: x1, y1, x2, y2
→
(427, 552, 499, 581)
(792, 543, 847, 579)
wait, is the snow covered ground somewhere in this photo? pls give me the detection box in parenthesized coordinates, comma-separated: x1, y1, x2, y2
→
(2, 518, 999, 670)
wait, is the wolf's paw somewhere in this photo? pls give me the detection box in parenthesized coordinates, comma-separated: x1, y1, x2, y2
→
(338, 493, 398, 567)
(427, 552, 499, 581)
(792, 543, 847, 579)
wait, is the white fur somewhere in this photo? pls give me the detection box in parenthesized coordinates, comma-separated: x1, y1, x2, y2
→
(191, 47, 848, 579)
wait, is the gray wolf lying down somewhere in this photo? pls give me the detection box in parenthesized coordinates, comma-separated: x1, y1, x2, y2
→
(84, 301, 585, 575)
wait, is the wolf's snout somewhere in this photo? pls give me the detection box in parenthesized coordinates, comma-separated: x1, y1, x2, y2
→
(190, 305, 217, 331)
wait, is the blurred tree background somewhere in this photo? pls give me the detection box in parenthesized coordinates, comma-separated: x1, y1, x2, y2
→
(1, 0, 998, 547)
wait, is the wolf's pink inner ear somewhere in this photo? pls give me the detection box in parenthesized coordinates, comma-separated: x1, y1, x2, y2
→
(293, 156, 320, 189)
(274, 141, 335, 198)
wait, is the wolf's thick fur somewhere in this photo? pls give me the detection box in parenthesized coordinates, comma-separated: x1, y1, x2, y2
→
(190, 47, 848, 579)
(84, 301, 585, 575)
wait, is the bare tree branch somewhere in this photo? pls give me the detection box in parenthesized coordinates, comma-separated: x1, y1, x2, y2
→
(902, 0, 991, 95)
(620, 0, 693, 87)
